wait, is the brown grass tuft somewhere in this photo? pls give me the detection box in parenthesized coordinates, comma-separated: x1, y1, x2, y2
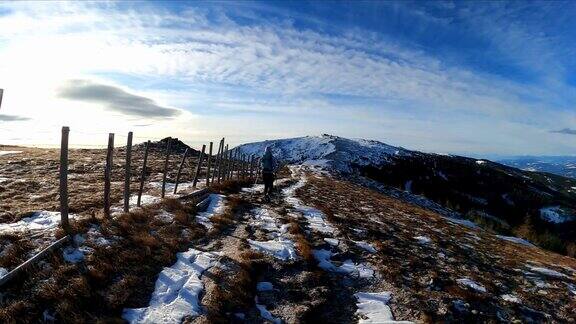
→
(209, 179, 254, 194)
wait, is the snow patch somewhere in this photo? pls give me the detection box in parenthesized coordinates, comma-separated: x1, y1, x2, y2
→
(445, 217, 479, 229)
(567, 283, 576, 296)
(324, 238, 340, 246)
(354, 241, 377, 253)
(0, 211, 76, 234)
(355, 292, 412, 323)
(456, 278, 487, 293)
(62, 246, 86, 263)
(539, 206, 574, 224)
(500, 294, 521, 303)
(129, 194, 160, 207)
(526, 265, 569, 279)
(496, 235, 535, 247)
(86, 225, 113, 247)
(0, 267, 8, 278)
(122, 249, 219, 323)
(414, 236, 431, 244)
(0, 150, 22, 156)
(313, 249, 375, 279)
(248, 238, 297, 261)
(195, 194, 226, 229)
(282, 177, 336, 234)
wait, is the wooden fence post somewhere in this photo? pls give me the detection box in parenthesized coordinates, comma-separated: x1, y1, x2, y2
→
(217, 139, 225, 183)
(229, 148, 236, 180)
(239, 153, 244, 179)
(236, 150, 241, 180)
(212, 139, 222, 184)
(59, 126, 71, 234)
(249, 155, 255, 179)
(226, 145, 232, 180)
(206, 142, 213, 187)
(104, 133, 114, 218)
(223, 144, 229, 181)
(137, 140, 150, 207)
(236, 150, 242, 180)
(161, 137, 172, 198)
(174, 148, 189, 194)
(231, 148, 237, 180)
(245, 154, 249, 179)
(193, 144, 206, 187)
(123, 131, 133, 213)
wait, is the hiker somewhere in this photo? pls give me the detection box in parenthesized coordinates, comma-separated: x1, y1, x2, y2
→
(261, 146, 276, 200)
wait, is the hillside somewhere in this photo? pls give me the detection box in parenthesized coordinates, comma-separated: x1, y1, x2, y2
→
(498, 156, 576, 179)
(238, 135, 576, 256)
(1, 147, 575, 322)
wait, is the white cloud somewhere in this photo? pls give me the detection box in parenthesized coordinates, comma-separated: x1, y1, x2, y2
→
(0, 1, 573, 154)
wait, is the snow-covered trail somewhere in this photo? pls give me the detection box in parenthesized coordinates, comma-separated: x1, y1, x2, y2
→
(122, 249, 220, 323)
(121, 167, 410, 323)
(278, 166, 409, 323)
(121, 194, 226, 324)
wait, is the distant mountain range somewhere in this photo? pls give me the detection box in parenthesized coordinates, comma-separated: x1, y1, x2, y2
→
(497, 156, 576, 179)
(238, 135, 576, 256)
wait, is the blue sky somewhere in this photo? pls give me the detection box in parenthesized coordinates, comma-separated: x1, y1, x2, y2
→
(0, 1, 575, 156)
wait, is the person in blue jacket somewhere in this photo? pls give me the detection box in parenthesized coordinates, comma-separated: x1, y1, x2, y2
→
(261, 146, 276, 200)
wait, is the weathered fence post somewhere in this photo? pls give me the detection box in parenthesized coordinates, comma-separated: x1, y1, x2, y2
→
(59, 126, 71, 234)
(228, 148, 233, 180)
(123, 131, 133, 213)
(249, 155, 255, 179)
(0, 88, 4, 109)
(236, 150, 241, 180)
(217, 139, 225, 183)
(225, 145, 231, 180)
(137, 140, 150, 207)
(161, 137, 172, 198)
(193, 144, 206, 187)
(206, 142, 213, 187)
(236, 150, 242, 179)
(174, 148, 189, 194)
(244, 154, 249, 179)
(243, 153, 247, 178)
(229, 148, 236, 180)
(212, 139, 222, 184)
(222, 144, 229, 181)
(238, 153, 243, 179)
(104, 133, 115, 218)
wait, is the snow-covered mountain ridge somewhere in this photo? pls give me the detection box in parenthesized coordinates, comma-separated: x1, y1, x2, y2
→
(237, 134, 411, 173)
(238, 134, 576, 257)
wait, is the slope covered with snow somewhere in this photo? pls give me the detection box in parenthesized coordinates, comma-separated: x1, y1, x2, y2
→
(237, 134, 410, 173)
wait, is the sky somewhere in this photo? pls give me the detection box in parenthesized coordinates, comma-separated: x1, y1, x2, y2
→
(0, 1, 575, 157)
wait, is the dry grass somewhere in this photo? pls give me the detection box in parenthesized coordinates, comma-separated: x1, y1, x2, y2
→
(209, 179, 255, 195)
(200, 249, 266, 322)
(296, 172, 576, 322)
(0, 145, 209, 224)
(209, 196, 247, 234)
(0, 196, 206, 322)
(287, 219, 314, 263)
(0, 233, 33, 269)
